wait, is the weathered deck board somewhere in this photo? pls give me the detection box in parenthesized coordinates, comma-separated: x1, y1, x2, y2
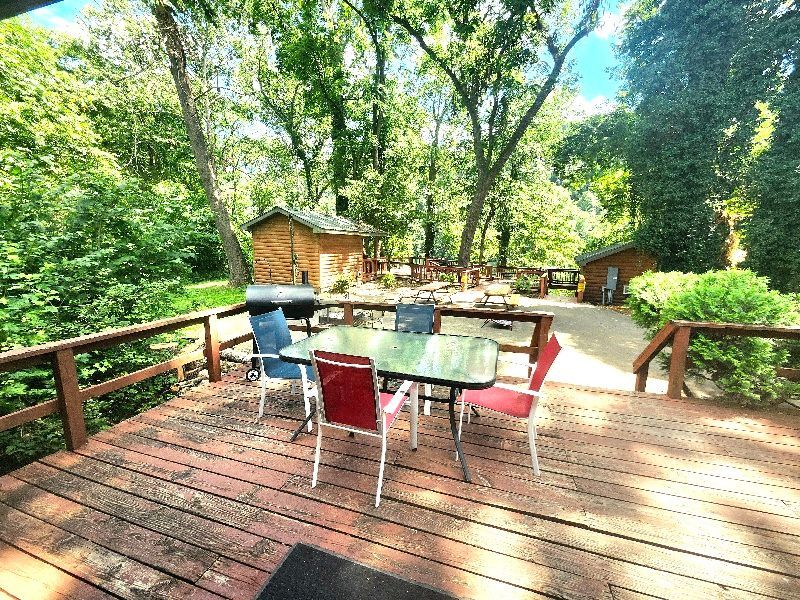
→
(1, 368, 799, 599)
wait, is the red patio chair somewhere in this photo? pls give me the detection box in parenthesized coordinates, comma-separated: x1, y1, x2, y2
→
(457, 335, 561, 476)
(310, 350, 417, 507)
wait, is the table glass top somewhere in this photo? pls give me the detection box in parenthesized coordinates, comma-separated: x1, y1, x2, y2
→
(279, 326, 498, 389)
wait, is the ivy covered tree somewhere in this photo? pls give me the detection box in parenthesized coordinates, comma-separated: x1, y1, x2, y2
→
(619, 0, 795, 272)
(743, 12, 800, 292)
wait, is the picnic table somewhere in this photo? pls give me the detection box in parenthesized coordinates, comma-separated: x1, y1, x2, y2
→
(412, 281, 452, 303)
(481, 283, 513, 307)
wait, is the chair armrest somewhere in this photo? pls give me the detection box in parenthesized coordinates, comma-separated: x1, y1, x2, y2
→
(497, 357, 537, 369)
(383, 380, 414, 414)
(493, 382, 542, 397)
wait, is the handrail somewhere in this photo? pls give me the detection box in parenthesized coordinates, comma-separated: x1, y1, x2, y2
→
(0, 303, 246, 372)
(632, 322, 678, 374)
(0, 303, 250, 448)
(0, 298, 554, 451)
(633, 320, 800, 399)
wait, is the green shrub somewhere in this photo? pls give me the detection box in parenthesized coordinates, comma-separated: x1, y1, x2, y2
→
(378, 273, 396, 289)
(626, 271, 701, 334)
(329, 272, 353, 295)
(513, 275, 533, 294)
(438, 272, 457, 284)
(627, 269, 797, 405)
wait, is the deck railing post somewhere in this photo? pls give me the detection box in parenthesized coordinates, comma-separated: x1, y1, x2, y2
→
(52, 349, 87, 450)
(667, 326, 691, 399)
(635, 363, 649, 393)
(204, 314, 222, 382)
(531, 315, 551, 366)
(433, 307, 442, 333)
(343, 302, 354, 326)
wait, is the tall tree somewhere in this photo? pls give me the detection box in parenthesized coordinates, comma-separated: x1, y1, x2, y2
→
(745, 68, 800, 291)
(619, 0, 793, 272)
(152, 0, 249, 284)
(381, 0, 601, 264)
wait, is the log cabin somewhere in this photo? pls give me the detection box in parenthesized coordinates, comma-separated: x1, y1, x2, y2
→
(575, 241, 658, 304)
(242, 206, 385, 291)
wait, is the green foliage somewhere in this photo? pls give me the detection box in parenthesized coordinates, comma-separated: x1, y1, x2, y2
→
(0, 18, 228, 472)
(512, 275, 533, 294)
(438, 272, 457, 284)
(626, 271, 702, 333)
(378, 273, 396, 289)
(169, 282, 246, 314)
(619, 0, 797, 273)
(627, 270, 797, 405)
(744, 68, 800, 292)
(329, 272, 354, 294)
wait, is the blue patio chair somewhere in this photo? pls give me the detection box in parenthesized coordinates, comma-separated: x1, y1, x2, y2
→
(395, 303, 435, 415)
(249, 309, 316, 430)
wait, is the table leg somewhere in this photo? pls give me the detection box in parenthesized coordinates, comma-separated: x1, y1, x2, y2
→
(410, 382, 419, 450)
(289, 412, 314, 442)
(449, 386, 471, 482)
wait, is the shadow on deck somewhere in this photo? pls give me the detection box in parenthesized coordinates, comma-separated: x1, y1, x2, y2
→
(1, 367, 799, 599)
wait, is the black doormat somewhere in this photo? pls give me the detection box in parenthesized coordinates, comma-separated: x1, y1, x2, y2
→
(256, 543, 456, 600)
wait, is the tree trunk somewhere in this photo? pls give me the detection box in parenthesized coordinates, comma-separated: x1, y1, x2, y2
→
(497, 223, 511, 267)
(153, 1, 249, 285)
(372, 42, 386, 174)
(477, 201, 497, 265)
(424, 118, 440, 258)
(458, 175, 494, 265)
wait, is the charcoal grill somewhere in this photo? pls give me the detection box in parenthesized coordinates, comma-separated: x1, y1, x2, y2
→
(245, 284, 317, 380)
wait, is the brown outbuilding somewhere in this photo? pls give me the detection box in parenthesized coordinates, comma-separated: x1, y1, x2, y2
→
(243, 206, 385, 292)
(575, 241, 658, 305)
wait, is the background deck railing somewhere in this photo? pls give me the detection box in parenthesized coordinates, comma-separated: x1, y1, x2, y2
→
(633, 320, 800, 399)
(0, 301, 553, 451)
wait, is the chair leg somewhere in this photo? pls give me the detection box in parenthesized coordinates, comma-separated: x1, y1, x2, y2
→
(304, 393, 313, 432)
(528, 420, 540, 477)
(409, 383, 418, 450)
(376, 429, 388, 507)
(312, 422, 323, 487)
(423, 383, 431, 416)
(258, 372, 267, 418)
(456, 394, 466, 461)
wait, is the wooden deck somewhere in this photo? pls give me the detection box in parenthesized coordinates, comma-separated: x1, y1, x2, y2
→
(1, 368, 799, 599)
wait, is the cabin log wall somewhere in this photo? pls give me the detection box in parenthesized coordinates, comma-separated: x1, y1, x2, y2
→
(318, 233, 364, 291)
(581, 248, 657, 304)
(251, 218, 320, 287)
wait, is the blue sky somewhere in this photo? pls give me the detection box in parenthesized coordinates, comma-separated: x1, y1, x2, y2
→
(29, 0, 624, 111)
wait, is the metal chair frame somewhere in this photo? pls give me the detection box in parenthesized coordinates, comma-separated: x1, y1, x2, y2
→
(310, 352, 416, 507)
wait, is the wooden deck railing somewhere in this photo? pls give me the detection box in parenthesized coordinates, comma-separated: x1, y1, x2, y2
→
(0, 300, 553, 451)
(0, 303, 250, 450)
(633, 320, 800, 399)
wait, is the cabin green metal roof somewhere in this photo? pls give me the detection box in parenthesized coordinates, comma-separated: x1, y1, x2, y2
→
(242, 206, 385, 237)
(575, 241, 636, 266)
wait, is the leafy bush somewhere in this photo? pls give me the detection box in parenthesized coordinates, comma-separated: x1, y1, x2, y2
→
(378, 273, 396, 289)
(329, 272, 353, 295)
(512, 274, 533, 294)
(626, 271, 701, 333)
(627, 269, 798, 405)
(438, 272, 457, 284)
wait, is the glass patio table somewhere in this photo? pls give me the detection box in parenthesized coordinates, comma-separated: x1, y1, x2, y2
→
(280, 326, 499, 482)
